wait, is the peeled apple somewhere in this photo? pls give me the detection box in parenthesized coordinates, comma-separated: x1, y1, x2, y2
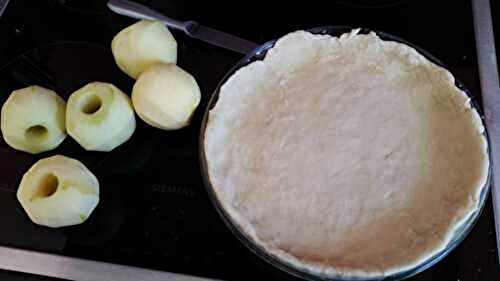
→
(111, 20, 177, 79)
(132, 63, 201, 130)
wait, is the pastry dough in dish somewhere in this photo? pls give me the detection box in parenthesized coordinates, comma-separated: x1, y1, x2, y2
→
(203, 30, 489, 278)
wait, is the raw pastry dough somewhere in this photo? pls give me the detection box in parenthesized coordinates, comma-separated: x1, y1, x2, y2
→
(204, 30, 489, 278)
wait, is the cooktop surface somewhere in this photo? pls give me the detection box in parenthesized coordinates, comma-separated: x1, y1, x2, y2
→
(0, 1, 498, 280)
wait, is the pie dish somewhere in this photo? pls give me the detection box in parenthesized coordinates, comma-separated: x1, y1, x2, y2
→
(202, 28, 490, 279)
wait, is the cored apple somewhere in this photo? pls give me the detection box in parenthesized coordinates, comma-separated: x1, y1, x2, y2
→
(66, 82, 135, 151)
(17, 155, 99, 228)
(1, 85, 66, 154)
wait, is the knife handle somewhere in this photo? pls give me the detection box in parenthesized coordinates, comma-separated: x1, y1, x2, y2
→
(107, 0, 190, 33)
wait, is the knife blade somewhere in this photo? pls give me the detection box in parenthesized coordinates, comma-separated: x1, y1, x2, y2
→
(184, 22, 259, 55)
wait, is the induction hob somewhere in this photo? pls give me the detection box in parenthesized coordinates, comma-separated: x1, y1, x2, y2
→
(0, 1, 498, 281)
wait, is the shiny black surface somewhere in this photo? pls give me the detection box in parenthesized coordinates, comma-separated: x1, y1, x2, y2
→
(0, 1, 498, 281)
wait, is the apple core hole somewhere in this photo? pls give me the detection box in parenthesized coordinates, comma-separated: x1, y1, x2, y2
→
(81, 95, 102, 114)
(33, 173, 59, 199)
(25, 125, 48, 140)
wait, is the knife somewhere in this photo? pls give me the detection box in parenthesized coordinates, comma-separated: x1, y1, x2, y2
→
(107, 0, 259, 55)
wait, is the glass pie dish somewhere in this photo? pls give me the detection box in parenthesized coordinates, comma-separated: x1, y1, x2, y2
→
(199, 26, 492, 281)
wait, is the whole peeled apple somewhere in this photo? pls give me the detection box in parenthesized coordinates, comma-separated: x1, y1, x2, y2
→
(1, 85, 67, 154)
(66, 82, 136, 151)
(132, 63, 201, 130)
(111, 20, 177, 79)
(17, 155, 99, 228)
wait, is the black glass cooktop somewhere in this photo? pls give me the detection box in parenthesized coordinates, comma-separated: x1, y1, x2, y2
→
(0, 0, 498, 280)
